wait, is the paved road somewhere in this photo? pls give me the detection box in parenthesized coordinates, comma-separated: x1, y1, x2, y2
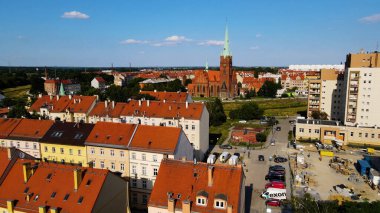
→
(210, 118, 293, 213)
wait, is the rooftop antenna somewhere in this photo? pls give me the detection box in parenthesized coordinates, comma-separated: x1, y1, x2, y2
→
(129, 62, 132, 72)
(376, 41, 379, 52)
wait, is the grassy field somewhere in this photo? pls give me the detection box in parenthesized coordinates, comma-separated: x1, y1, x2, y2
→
(1, 85, 31, 98)
(223, 98, 307, 117)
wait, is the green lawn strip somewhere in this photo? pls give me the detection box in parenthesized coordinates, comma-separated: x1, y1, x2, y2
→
(1, 85, 31, 98)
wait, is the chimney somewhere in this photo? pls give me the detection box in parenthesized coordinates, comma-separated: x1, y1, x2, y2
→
(154, 89, 157, 92)
(105, 101, 108, 108)
(164, 99, 166, 103)
(168, 197, 175, 212)
(56, 95, 59, 101)
(73, 168, 83, 190)
(7, 147, 15, 159)
(38, 206, 47, 213)
(227, 205, 233, 213)
(7, 200, 14, 213)
(181, 156, 186, 162)
(182, 200, 191, 213)
(112, 101, 115, 109)
(147, 100, 150, 107)
(139, 100, 142, 107)
(169, 105, 172, 111)
(38, 94, 42, 98)
(50, 95, 53, 100)
(186, 101, 189, 109)
(22, 162, 33, 183)
(208, 166, 214, 187)
(69, 95, 72, 100)
(95, 95, 99, 101)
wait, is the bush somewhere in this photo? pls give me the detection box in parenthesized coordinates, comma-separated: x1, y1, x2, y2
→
(256, 132, 267, 142)
(229, 102, 263, 120)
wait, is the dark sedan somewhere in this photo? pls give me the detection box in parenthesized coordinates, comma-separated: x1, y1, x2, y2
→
(274, 157, 288, 163)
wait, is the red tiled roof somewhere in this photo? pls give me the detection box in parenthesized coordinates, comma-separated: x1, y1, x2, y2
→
(28, 95, 59, 112)
(140, 91, 188, 102)
(149, 159, 244, 212)
(0, 148, 12, 179)
(129, 125, 182, 154)
(85, 122, 137, 147)
(88, 102, 114, 117)
(0, 108, 9, 115)
(0, 159, 109, 213)
(8, 119, 54, 141)
(0, 118, 21, 139)
(94, 77, 106, 83)
(30, 95, 96, 114)
(207, 71, 221, 82)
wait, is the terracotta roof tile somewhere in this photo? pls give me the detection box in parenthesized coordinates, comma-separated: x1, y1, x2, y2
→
(149, 159, 244, 212)
(140, 91, 188, 102)
(0, 108, 9, 115)
(0, 159, 108, 213)
(0, 118, 21, 139)
(128, 125, 182, 154)
(8, 119, 54, 141)
(0, 148, 12, 178)
(85, 122, 137, 148)
(30, 95, 96, 114)
(94, 77, 106, 83)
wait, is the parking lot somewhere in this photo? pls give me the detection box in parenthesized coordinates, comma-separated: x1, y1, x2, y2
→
(210, 118, 293, 213)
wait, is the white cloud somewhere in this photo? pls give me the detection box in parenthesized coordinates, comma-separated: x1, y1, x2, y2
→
(197, 40, 224, 46)
(120, 39, 149, 44)
(165, 35, 191, 42)
(151, 42, 177, 47)
(256, 33, 262, 38)
(62, 11, 90, 19)
(359, 13, 380, 23)
(250, 46, 260, 50)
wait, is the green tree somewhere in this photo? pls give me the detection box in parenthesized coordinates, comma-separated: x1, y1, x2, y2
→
(257, 80, 281, 98)
(29, 75, 45, 95)
(256, 132, 267, 142)
(311, 111, 328, 120)
(206, 98, 227, 126)
(229, 102, 263, 120)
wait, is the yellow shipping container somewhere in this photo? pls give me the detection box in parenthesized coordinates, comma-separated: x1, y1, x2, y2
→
(320, 150, 334, 157)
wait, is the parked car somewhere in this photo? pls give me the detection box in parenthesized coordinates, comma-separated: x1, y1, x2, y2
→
(219, 152, 231, 163)
(265, 199, 282, 207)
(270, 139, 276, 146)
(265, 181, 286, 189)
(276, 126, 281, 131)
(268, 170, 285, 175)
(274, 157, 288, 163)
(265, 173, 285, 182)
(269, 165, 285, 172)
(258, 155, 265, 161)
(239, 120, 247, 124)
(219, 144, 232, 149)
(234, 153, 240, 158)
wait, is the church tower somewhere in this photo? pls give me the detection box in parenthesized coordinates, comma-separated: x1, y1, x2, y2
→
(220, 25, 234, 98)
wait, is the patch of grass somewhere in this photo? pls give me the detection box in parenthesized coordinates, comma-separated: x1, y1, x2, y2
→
(1, 85, 31, 98)
(210, 119, 234, 145)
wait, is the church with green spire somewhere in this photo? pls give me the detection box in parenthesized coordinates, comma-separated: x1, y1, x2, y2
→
(187, 25, 237, 99)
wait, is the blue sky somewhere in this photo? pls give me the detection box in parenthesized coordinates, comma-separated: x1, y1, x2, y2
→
(1, 0, 380, 67)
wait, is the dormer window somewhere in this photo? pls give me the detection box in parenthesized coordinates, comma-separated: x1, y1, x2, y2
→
(196, 197, 207, 206)
(214, 200, 226, 209)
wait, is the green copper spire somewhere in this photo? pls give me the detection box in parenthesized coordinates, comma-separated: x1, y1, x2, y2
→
(221, 24, 231, 57)
(59, 82, 65, 96)
(205, 60, 209, 72)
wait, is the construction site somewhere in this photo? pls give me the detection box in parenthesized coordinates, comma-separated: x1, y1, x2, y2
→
(289, 144, 380, 203)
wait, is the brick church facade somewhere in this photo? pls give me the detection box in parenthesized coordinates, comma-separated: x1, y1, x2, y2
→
(188, 26, 237, 99)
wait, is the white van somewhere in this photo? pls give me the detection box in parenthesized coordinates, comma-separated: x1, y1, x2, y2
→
(219, 152, 230, 163)
(207, 154, 216, 164)
(261, 188, 287, 200)
(229, 155, 239, 166)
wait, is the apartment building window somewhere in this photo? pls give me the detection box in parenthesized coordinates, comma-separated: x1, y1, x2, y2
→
(60, 148, 64, 154)
(192, 125, 196, 130)
(93, 161, 96, 167)
(153, 168, 158, 176)
(52, 147, 56, 153)
(78, 150, 81, 156)
(69, 149, 73, 155)
(132, 165, 137, 174)
(314, 129, 319, 134)
(120, 151, 125, 157)
(308, 129, 311, 133)
(111, 162, 115, 170)
(142, 195, 148, 205)
(132, 193, 138, 204)
(132, 179, 137, 187)
(359, 133, 362, 137)
(142, 180, 147, 189)
(365, 133, 368, 138)
(378, 134, 380, 139)
(33, 143, 37, 150)
(100, 149, 104, 155)
(120, 163, 125, 171)
(110, 150, 115, 156)
(25, 143, 29, 148)
(215, 200, 226, 209)
(17, 142, 20, 148)
(100, 161, 104, 169)
(153, 155, 157, 162)
(197, 197, 207, 206)
(10, 142, 13, 147)
(90, 148, 95, 154)
(142, 154, 146, 161)
(372, 134, 375, 139)
(185, 125, 189, 130)
(300, 128, 304, 133)
(350, 132, 354, 137)
(131, 153, 136, 160)
(44, 146, 48, 152)
(142, 166, 147, 176)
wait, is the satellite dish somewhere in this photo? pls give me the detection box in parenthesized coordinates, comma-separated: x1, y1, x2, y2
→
(19, 152, 25, 159)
